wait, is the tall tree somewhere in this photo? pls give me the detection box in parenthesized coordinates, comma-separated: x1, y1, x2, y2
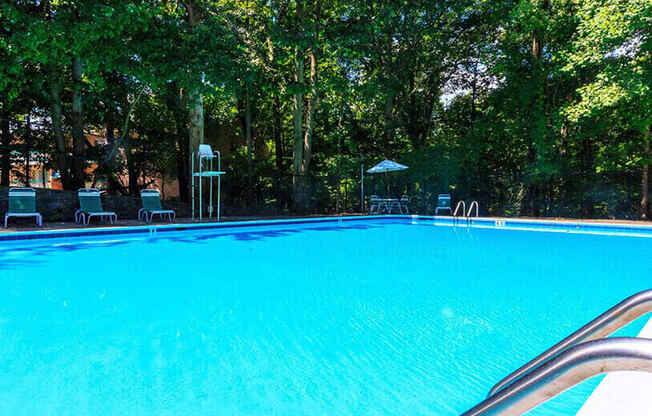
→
(562, 0, 651, 218)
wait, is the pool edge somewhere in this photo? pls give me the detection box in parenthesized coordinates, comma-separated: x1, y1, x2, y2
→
(2, 214, 652, 241)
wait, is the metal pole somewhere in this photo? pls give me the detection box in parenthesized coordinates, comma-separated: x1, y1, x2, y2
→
(385, 171, 389, 198)
(191, 153, 195, 220)
(217, 151, 221, 221)
(209, 155, 213, 218)
(361, 163, 364, 213)
(199, 152, 203, 221)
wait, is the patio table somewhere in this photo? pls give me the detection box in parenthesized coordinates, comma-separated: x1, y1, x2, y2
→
(370, 198, 404, 214)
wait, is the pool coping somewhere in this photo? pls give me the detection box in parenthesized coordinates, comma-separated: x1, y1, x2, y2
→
(413, 215, 652, 238)
(0, 215, 405, 241)
(1, 214, 652, 241)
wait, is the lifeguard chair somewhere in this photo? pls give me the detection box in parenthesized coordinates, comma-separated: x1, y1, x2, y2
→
(191, 144, 225, 220)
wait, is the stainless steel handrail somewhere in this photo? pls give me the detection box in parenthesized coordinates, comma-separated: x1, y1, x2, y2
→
(462, 337, 652, 416)
(453, 201, 466, 226)
(453, 201, 466, 217)
(488, 289, 652, 397)
(467, 201, 479, 218)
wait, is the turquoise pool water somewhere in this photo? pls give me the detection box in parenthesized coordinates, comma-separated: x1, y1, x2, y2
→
(0, 218, 650, 415)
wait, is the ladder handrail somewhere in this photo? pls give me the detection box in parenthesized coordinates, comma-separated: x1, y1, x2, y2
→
(453, 201, 466, 217)
(487, 289, 652, 397)
(467, 201, 479, 218)
(462, 337, 652, 416)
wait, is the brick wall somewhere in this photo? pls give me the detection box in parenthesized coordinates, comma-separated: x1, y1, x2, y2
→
(0, 187, 191, 222)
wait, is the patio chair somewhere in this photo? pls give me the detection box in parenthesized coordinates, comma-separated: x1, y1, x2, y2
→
(435, 193, 452, 215)
(398, 195, 409, 214)
(369, 195, 384, 214)
(76, 188, 117, 225)
(4, 187, 42, 227)
(388, 196, 403, 214)
(139, 189, 175, 223)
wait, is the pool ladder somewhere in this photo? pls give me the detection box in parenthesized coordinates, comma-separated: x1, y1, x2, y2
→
(453, 200, 479, 226)
(461, 289, 652, 415)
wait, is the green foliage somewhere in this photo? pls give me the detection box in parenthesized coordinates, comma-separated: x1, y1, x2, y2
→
(0, 0, 649, 218)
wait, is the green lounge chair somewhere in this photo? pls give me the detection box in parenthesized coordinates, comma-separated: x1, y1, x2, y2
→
(138, 189, 175, 223)
(4, 187, 42, 227)
(76, 188, 117, 225)
(435, 193, 452, 215)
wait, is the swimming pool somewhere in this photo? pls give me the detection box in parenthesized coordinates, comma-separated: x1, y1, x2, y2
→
(0, 216, 650, 415)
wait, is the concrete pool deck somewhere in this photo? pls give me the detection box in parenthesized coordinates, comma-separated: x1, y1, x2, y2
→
(577, 317, 652, 416)
(0, 214, 359, 233)
(2, 215, 651, 234)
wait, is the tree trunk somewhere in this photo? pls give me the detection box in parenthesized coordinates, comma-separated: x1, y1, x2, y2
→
(167, 84, 190, 203)
(522, 17, 546, 217)
(106, 113, 115, 145)
(292, 46, 306, 208)
(24, 113, 31, 187)
(103, 110, 121, 194)
(302, 50, 318, 175)
(642, 125, 651, 220)
(239, 88, 254, 205)
(188, 89, 203, 203)
(183, 1, 204, 203)
(50, 78, 70, 189)
(384, 93, 394, 145)
(292, 44, 319, 211)
(0, 105, 10, 187)
(245, 88, 253, 184)
(580, 138, 595, 218)
(188, 88, 204, 148)
(126, 144, 139, 196)
(273, 95, 284, 209)
(71, 56, 85, 189)
(176, 142, 189, 202)
(267, 33, 285, 210)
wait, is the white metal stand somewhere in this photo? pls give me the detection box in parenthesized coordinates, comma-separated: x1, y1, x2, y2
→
(191, 144, 225, 221)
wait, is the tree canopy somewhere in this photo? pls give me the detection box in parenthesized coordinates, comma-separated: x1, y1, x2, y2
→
(1, 0, 650, 218)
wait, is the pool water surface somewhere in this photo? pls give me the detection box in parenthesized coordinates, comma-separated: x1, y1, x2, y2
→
(0, 218, 650, 415)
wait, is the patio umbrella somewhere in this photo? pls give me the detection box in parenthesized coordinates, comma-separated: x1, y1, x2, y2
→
(366, 159, 408, 174)
(366, 159, 408, 197)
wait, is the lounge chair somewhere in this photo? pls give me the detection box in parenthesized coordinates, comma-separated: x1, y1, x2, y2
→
(435, 193, 452, 215)
(76, 188, 117, 225)
(139, 189, 175, 223)
(4, 187, 42, 227)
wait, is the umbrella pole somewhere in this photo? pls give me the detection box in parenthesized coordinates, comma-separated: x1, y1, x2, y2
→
(385, 171, 389, 198)
(361, 164, 364, 213)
